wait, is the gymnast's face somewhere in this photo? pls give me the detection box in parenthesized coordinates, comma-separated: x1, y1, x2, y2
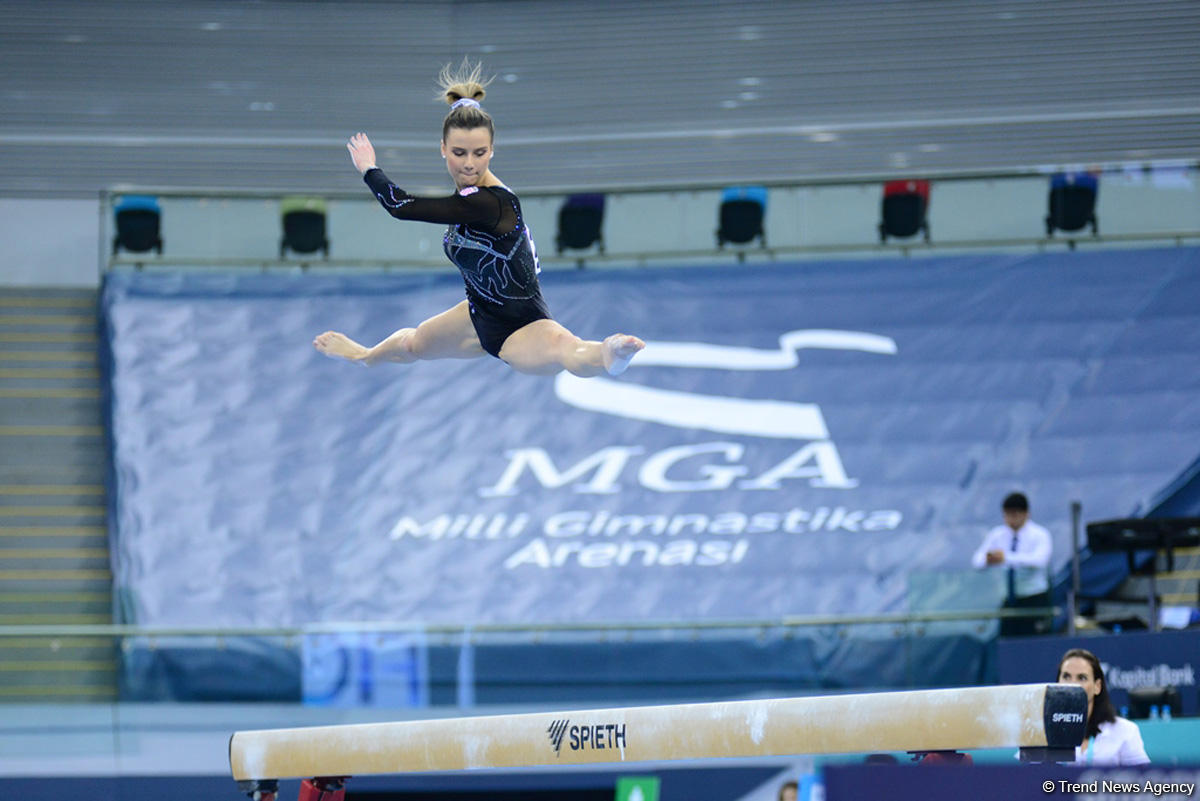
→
(441, 127, 494, 189)
(1059, 656, 1101, 718)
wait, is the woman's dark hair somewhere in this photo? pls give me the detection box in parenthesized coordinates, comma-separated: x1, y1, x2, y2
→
(437, 58, 495, 143)
(1056, 648, 1117, 738)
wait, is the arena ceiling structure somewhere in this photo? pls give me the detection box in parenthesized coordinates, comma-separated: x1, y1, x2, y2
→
(1, 0, 1198, 197)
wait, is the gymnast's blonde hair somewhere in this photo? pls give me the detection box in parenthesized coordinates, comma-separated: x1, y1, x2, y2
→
(437, 58, 495, 142)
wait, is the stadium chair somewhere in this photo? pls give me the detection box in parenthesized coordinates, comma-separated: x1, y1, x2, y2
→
(716, 185, 767, 251)
(280, 196, 329, 259)
(879, 180, 930, 243)
(1045, 171, 1098, 239)
(1127, 686, 1181, 719)
(555, 193, 605, 256)
(113, 195, 163, 255)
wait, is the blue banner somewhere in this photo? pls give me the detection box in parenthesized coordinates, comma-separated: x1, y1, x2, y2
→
(301, 632, 428, 707)
(825, 764, 1200, 801)
(101, 248, 1200, 630)
(997, 630, 1199, 717)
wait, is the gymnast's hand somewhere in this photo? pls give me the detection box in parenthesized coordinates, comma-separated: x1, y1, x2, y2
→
(347, 132, 377, 174)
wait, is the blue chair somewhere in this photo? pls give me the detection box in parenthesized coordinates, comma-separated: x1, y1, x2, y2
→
(717, 186, 767, 250)
(113, 195, 162, 255)
(1046, 172, 1098, 238)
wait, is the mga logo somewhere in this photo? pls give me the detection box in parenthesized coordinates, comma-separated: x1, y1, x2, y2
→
(547, 718, 569, 755)
(481, 330, 897, 496)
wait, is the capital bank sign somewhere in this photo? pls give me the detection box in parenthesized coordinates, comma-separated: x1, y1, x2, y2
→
(481, 330, 897, 496)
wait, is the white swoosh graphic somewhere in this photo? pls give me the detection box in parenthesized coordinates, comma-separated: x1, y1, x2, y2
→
(632, 330, 898, 369)
(554, 329, 897, 439)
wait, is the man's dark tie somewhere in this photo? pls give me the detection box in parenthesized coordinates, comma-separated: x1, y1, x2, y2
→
(1007, 531, 1019, 600)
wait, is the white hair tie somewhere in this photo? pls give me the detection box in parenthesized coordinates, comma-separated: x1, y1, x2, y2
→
(451, 98, 481, 111)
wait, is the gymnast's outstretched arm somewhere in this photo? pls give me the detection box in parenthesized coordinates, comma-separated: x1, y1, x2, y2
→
(348, 132, 502, 227)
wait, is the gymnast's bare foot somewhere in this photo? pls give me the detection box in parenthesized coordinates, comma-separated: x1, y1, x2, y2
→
(602, 334, 645, 376)
(313, 331, 370, 364)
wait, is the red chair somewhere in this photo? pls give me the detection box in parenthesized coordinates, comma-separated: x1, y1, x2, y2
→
(880, 180, 930, 243)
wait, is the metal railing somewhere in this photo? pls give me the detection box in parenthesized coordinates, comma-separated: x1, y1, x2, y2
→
(0, 606, 1058, 645)
(0, 608, 1058, 705)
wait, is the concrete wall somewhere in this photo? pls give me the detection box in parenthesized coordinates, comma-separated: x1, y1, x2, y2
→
(2, 168, 1197, 287)
(0, 198, 102, 287)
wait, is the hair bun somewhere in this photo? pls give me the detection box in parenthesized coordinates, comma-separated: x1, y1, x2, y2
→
(444, 84, 486, 105)
(437, 58, 492, 105)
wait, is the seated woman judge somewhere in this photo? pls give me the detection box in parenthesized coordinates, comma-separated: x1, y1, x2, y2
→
(1055, 648, 1150, 766)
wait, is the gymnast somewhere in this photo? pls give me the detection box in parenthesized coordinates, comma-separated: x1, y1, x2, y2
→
(314, 59, 644, 377)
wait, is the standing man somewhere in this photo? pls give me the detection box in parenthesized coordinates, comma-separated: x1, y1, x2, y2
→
(971, 492, 1053, 636)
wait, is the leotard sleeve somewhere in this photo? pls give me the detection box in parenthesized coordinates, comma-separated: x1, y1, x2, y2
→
(363, 168, 502, 230)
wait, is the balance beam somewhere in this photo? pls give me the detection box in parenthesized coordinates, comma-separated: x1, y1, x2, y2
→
(230, 683, 1085, 795)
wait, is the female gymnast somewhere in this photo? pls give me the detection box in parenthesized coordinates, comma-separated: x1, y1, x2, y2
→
(313, 60, 644, 377)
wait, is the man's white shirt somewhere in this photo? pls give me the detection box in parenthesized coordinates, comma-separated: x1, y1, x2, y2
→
(971, 520, 1052, 596)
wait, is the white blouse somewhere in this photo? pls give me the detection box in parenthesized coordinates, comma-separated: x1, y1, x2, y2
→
(1074, 717, 1150, 766)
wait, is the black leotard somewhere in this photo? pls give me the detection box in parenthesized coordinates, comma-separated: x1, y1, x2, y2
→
(363, 168, 551, 357)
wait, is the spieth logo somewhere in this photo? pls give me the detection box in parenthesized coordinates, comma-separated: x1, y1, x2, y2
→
(481, 330, 897, 496)
(546, 719, 628, 755)
(1052, 712, 1085, 723)
(547, 719, 569, 755)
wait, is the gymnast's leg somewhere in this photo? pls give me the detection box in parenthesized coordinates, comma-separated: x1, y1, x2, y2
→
(313, 300, 485, 365)
(498, 319, 644, 377)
